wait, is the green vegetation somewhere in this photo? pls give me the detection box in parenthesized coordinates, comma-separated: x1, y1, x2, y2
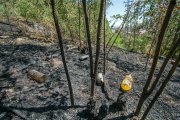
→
(0, 4, 4, 12)
(0, 0, 179, 57)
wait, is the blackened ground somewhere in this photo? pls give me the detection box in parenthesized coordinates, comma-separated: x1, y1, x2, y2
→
(0, 23, 180, 120)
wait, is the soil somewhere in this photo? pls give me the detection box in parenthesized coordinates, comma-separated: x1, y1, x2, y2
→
(0, 21, 180, 120)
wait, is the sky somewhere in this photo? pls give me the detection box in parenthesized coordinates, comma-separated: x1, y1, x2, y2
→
(106, 0, 127, 27)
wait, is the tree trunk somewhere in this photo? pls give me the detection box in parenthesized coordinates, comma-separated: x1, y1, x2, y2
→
(93, 0, 105, 97)
(134, 0, 176, 116)
(141, 53, 180, 120)
(148, 37, 180, 93)
(82, 0, 94, 97)
(103, 0, 106, 75)
(78, 0, 82, 49)
(50, 0, 74, 106)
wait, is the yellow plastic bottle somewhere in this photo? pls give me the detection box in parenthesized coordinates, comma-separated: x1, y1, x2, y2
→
(120, 74, 133, 92)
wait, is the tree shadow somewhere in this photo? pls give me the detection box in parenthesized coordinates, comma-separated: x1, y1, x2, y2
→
(8, 95, 86, 113)
(77, 109, 94, 120)
(107, 113, 134, 120)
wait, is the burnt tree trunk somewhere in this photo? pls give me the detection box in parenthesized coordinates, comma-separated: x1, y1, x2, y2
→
(93, 0, 105, 97)
(141, 53, 180, 120)
(103, 0, 106, 74)
(51, 0, 74, 106)
(134, 0, 176, 116)
(82, 0, 94, 97)
(78, 0, 82, 49)
(148, 37, 180, 93)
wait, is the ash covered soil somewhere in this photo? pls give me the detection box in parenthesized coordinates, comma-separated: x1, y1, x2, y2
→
(0, 22, 180, 120)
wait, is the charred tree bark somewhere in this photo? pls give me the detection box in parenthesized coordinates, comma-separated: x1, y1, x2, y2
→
(51, 0, 74, 106)
(141, 53, 180, 120)
(103, 0, 106, 75)
(93, 0, 105, 97)
(148, 37, 180, 93)
(134, 0, 176, 116)
(136, 36, 180, 119)
(82, 0, 94, 97)
(78, 0, 82, 49)
(93, 0, 97, 44)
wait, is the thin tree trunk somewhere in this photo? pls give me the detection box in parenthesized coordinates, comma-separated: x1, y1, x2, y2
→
(93, 0, 97, 44)
(148, 36, 180, 93)
(134, 0, 176, 116)
(136, 37, 180, 118)
(50, 0, 74, 106)
(93, 0, 105, 97)
(103, 0, 106, 75)
(82, 0, 94, 97)
(141, 53, 180, 120)
(133, 3, 136, 51)
(78, 0, 82, 49)
(67, 23, 74, 41)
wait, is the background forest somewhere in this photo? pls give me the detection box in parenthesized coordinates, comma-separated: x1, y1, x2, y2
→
(0, 0, 179, 57)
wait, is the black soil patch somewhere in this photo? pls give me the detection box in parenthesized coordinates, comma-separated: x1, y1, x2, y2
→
(0, 35, 180, 120)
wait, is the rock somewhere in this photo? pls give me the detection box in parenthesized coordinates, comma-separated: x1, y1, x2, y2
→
(79, 55, 89, 61)
(5, 88, 14, 97)
(14, 37, 26, 45)
(51, 58, 63, 69)
(107, 60, 117, 71)
(66, 45, 77, 51)
(0, 36, 9, 39)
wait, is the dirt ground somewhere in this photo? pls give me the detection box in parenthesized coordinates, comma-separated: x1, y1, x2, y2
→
(0, 21, 180, 120)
